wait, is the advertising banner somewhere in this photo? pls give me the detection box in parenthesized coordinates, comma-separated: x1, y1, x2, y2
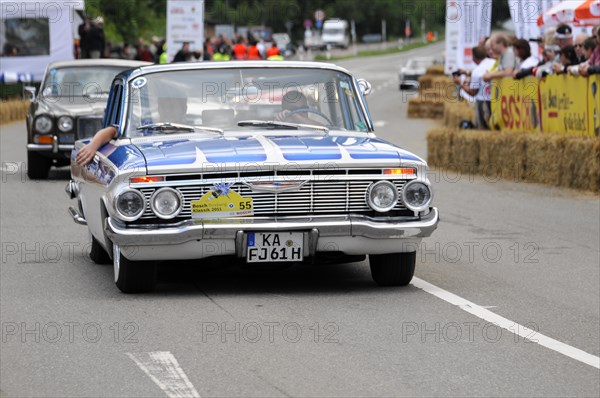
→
(444, 0, 492, 74)
(588, 75, 600, 137)
(490, 76, 540, 132)
(166, 0, 204, 63)
(539, 75, 591, 136)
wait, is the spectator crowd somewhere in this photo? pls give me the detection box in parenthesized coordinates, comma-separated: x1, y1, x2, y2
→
(77, 17, 284, 63)
(452, 23, 600, 130)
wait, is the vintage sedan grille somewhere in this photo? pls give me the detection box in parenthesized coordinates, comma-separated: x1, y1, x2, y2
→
(77, 117, 103, 140)
(139, 180, 408, 219)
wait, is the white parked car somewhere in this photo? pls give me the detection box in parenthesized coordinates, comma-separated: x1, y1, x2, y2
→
(398, 57, 436, 90)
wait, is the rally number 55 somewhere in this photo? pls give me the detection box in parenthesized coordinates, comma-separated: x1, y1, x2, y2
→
(240, 200, 252, 210)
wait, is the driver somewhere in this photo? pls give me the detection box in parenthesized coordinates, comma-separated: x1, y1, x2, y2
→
(275, 90, 319, 125)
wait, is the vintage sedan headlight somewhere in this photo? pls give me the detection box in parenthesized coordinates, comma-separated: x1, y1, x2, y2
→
(150, 188, 182, 219)
(57, 116, 73, 132)
(367, 181, 398, 212)
(115, 189, 145, 221)
(402, 181, 432, 212)
(34, 115, 52, 134)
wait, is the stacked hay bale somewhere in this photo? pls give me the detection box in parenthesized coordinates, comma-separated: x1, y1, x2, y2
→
(427, 128, 600, 192)
(0, 100, 29, 125)
(407, 67, 454, 119)
(443, 101, 476, 129)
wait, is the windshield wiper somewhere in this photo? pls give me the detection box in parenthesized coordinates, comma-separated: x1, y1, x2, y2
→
(237, 120, 329, 133)
(137, 122, 223, 135)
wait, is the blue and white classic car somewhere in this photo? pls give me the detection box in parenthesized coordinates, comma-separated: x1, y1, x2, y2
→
(66, 61, 439, 293)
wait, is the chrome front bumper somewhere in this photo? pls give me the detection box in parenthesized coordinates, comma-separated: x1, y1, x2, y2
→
(104, 209, 439, 258)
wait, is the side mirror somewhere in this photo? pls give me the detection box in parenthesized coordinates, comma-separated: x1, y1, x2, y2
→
(23, 86, 36, 101)
(357, 78, 372, 96)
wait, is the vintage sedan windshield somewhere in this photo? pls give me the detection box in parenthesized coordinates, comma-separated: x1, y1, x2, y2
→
(125, 68, 369, 136)
(41, 66, 126, 97)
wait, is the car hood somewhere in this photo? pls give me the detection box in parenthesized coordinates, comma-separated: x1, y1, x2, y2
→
(36, 96, 107, 117)
(125, 132, 425, 174)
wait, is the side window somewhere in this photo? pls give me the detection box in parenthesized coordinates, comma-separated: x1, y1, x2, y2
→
(103, 80, 123, 128)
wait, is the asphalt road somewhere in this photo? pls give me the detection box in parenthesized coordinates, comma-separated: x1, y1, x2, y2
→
(1, 43, 599, 397)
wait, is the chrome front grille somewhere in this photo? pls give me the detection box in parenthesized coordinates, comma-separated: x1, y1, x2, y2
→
(139, 180, 408, 219)
(77, 117, 103, 140)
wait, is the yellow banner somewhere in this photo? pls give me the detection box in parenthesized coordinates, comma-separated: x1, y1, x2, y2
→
(588, 75, 600, 137)
(539, 75, 591, 136)
(490, 77, 540, 132)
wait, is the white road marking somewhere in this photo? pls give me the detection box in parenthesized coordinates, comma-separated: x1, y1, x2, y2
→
(411, 277, 600, 370)
(373, 121, 387, 127)
(127, 351, 201, 398)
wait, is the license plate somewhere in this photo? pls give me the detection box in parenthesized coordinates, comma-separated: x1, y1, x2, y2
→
(247, 232, 303, 263)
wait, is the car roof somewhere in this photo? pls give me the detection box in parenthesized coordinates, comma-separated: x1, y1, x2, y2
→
(46, 59, 152, 70)
(120, 60, 352, 81)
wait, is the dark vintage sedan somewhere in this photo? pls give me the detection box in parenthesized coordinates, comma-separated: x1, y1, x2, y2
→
(25, 59, 150, 179)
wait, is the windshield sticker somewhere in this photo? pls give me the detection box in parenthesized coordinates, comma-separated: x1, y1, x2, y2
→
(191, 183, 254, 219)
(340, 81, 350, 89)
(131, 77, 147, 89)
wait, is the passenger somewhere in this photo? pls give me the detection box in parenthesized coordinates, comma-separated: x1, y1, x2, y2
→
(76, 96, 188, 166)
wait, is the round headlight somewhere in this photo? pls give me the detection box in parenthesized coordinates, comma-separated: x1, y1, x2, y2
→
(115, 189, 145, 221)
(367, 181, 398, 212)
(150, 188, 182, 219)
(34, 115, 52, 134)
(402, 181, 432, 212)
(57, 116, 73, 132)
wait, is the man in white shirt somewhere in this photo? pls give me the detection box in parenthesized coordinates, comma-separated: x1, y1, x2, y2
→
(453, 45, 496, 130)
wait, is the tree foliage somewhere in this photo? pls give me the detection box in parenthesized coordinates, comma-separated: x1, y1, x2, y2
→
(87, 0, 510, 44)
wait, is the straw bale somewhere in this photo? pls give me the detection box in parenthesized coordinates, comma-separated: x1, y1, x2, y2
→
(0, 100, 29, 125)
(523, 134, 566, 185)
(443, 101, 476, 128)
(425, 65, 445, 75)
(561, 137, 600, 191)
(407, 98, 444, 119)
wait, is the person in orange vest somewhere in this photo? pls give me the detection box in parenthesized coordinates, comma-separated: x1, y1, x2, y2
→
(247, 40, 262, 60)
(266, 43, 280, 58)
(232, 36, 247, 60)
(427, 31, 434, 42)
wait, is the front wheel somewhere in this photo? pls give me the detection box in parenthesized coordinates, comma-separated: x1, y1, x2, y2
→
(27, 151, 51, 179)
(114, 245, 157, 293)
(89, 235, 111, 264)
(369, 252, 416, 286)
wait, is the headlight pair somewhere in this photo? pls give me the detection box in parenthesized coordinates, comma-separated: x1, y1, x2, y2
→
(33, 115, 73, 133)
(366, 180, 432, 213)
(115, 188, 182, 221)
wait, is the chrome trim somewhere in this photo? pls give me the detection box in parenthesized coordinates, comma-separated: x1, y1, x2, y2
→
(105, 208, 439, 247)
(114, 189, 146, 221)
(52, 135, 59, 153)
(243, 180, 307, 193)
(138, 179, 409, 219)
(402, 180, 433, 212)
(366, 181, 399, 212)
(149, 187, 183, 219)
(65, 180, 79, 199)
(27, 144, 74, 151)
(68, 206, 87, 225)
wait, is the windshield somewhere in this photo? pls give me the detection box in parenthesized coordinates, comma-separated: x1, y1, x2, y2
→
(41, 66, 127, 98)
(124, 67, 369, 137)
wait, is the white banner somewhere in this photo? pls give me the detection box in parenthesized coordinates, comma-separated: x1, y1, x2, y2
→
(166, 0, 204, 63)
(0, 0, 84, 82)
(444, 0, 492, 74)
(509, 0, 561, 58)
